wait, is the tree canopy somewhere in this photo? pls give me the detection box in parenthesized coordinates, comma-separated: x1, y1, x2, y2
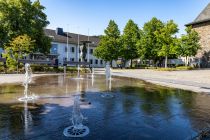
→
(94, 18, 201, 68)
(121, 19, 140, 68)
(0, 0, 51, 54)
(179, 26, 200, 65)
(3, 34, 35, 70)
(94, 20, 121, 64)
(155, 20, 179, 68)
(137, 17, 164, 63)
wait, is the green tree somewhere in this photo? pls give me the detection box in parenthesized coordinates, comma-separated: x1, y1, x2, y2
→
(121, 20, 140, 68)
(0, 0, 51, 54)
(155, 20, 179, 68)
(179, 26, 200, 66)
(3, 34, 35, 70)
(137, 17, 164, 66)
(94, 20, 121, 66)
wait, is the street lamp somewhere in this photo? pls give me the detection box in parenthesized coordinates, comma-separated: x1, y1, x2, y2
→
(77, 27, 80, 62)
(66, 24, 69, 62)
(88, 29, 90, 63)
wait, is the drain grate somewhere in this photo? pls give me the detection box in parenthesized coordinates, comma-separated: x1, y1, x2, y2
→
(101, 93, 114, 99)
(193, 127, 210, 140)
(18, 96, 36, 102)
(63, 125, 89, 137)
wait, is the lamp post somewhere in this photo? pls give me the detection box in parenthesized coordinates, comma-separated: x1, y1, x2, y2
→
(77, 27, 80, 78)
(64, 24, 69, 76)
(17, 49, 20, 74)
(77, 27, 80, 62)
(87, 29, 90, 63)
(66, 24, 69, 62)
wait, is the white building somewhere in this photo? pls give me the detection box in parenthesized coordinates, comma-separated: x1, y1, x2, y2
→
(45, 28, 106, 68)
(0, 28, 120, 68)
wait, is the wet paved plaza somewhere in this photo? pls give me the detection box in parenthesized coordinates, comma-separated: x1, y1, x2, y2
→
(0, 75, 210, 139)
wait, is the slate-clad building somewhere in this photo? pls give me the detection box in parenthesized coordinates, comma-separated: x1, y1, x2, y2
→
(186, 3, 210, 67)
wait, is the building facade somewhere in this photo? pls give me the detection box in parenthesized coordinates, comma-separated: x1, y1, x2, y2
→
(45, 28, 107, 67)
(186, 3, 210, 67)
(0, 27, 120, 67)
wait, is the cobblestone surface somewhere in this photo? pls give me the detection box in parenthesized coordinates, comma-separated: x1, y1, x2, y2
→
(112, 69, 210, 93)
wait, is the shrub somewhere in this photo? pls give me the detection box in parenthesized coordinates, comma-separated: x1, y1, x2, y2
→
(139, 64, 147, 68)
(66, 67, 77, 72)
(1, 64, 90, 73)
(0, 66, 5, 72)
(31, 65, 45, 72)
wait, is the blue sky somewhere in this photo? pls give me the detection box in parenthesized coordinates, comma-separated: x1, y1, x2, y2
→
(40, 0, 210, 36)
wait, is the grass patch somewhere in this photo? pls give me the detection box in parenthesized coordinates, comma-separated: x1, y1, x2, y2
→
(0, 64, 90, 74)
(156, 66, 194, 71)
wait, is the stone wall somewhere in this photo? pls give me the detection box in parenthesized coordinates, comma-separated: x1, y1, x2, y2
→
(192, 21, 210, 58)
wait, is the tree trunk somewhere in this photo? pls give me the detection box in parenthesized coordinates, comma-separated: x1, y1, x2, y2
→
(130, 59, 133, 68)
(165, 56, 168, 68)
(185, 56, 188, 66)
(110, 60, 113, 68)
(123, 59, 126, 68)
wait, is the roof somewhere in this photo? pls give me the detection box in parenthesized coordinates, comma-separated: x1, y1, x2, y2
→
(44, 29, 100, 47)
(186, 3, 210, 26)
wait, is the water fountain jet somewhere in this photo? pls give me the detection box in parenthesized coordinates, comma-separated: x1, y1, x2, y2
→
(63, 72, 89, 137)
(91, 68, 94, 87)
(18, 63, 37, 102)
(91, 67, 94, 78)
(77, 64, 80, 78)
(105, 63, 111, 80)
(22, 100, 33, 134)
(101, 63, 114, 98)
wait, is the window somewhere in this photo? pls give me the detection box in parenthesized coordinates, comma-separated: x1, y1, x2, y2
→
(0, 48, 3, 58)
(90, 59, 93, 64)
(50, 44, 58, 54)
(64, 46, 67, 52)
(95, 59, 98, 64)
(71, 58, 74, 62)
(90, 49, 93, 54)
(85, 59, 87, 62)
(71, 47, 75, 53)
(79, 58, 81, 62)
(100, 60, 103, 64)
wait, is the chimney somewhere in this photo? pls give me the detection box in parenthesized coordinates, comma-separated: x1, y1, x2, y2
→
(56, 27, 63, 35)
